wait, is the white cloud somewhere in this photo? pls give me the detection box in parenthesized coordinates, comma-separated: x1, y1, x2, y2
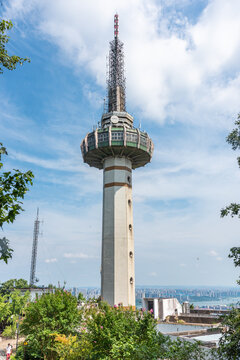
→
(45, 258, 57, 263)
(4, 0, 240, 127)
(11, 151, 82, 172)
(63, 253, 95, 259)
(134, 146, 239, 205)
(149, 272, 157, 277)
(208, 250, 218, 257)
(190, 0, 240, 73)
(207, 251, 223, 261)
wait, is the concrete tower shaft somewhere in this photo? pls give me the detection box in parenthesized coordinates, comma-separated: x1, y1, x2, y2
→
(101, 157, 135, 306)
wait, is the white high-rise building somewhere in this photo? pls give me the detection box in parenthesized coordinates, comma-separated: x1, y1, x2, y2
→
(81, 14, 154, 307)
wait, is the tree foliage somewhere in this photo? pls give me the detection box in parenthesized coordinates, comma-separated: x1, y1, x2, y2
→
(227, 247, 240, 285)
(79, 302, 207, 360)
(0, 289, 29, 335)
(19, 290, 81, 359)
(0, 236, 13, 263)
(0, 19, 30, 73)
(77, 291, 85, 302)
(53, 334, 91, 360)
(229, 247, 240, 268)
(0, 143, 34, 262)
(218, 114, 240, 359)
(221, 115, 240, 219)
(14, 294, 212, 360)
(0, 19, 32, 262)
(0, 143, 34, 228)
(217, 308, 240, 360)
(82, 301, 165, 360)
(220, 116, 240, 284)
(0, 278, 29, 296)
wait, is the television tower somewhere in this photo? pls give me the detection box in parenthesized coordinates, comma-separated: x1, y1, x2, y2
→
(81, 14, 154, 307)
(29, 208, 40, 286)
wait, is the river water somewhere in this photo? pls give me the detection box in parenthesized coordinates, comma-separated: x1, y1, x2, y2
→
(192, 296, 240, 308)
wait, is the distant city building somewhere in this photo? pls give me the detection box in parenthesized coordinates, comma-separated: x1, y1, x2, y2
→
(81, 15, 153, 307)
(182, 301, 190, 314)
(71, 287, 80, 298)
(75, 286, 240, 310)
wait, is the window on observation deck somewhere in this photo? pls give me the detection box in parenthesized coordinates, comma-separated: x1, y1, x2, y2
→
(112, 131, 123, 140)
(88, 134, 95, 147)
(140, 134, 147, 147)
(98, 132, 109, 143)
(126, 132, 137, 142)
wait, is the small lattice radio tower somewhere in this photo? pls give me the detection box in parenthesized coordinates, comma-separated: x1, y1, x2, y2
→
(29, 208, 40, 286)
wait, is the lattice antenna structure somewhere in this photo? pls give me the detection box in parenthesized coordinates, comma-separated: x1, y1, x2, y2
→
(107, 14, 126, 113)
(29, 208, 40, 286)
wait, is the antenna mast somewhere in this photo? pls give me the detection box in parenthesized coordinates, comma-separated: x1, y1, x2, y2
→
(29, 208, 40, 286)
(107, 14, 126, 113)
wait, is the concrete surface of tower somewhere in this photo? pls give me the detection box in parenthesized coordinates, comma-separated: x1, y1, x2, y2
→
(81, 14, 154, 307)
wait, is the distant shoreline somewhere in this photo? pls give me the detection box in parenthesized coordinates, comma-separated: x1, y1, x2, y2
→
(192, 297, 240, 307)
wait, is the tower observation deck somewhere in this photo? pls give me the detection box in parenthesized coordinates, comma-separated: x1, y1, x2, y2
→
(81, 14, 154, 307)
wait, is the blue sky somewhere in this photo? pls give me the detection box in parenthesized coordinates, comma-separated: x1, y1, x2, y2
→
(1, 0, 240, 287)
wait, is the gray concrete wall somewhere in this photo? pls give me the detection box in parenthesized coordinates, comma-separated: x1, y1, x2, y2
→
(101, 156, 135, 307)
(159, 298, 182, 321)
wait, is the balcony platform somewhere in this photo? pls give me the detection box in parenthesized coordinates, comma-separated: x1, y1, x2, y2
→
(81, 126, 154, 169)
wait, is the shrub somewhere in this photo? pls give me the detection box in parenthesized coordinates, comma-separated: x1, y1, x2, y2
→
(2, 322, 16, 338)
(19, 289, 80, 359)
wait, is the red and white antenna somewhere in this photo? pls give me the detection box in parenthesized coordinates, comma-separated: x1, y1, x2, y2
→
(114, 13, 119, 38)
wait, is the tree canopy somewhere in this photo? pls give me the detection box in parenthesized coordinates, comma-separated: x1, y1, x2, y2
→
(19, 289, 81, 359)
(0, 278, 29, 295)
(0, 19, 32, 262)
(0, 143, 34, 229)
(220, 115, 240, 285)
(0, 143, 34, 262)
(0, 289, 29, 336)
(221, 115, 240, 219)
(0, 19, 30, 73)
(218, 308, 240, 360)
(13, 292, 213, 360)
(218, 114, 240, 359)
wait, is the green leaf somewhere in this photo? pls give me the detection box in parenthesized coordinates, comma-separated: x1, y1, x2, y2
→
(0, 19, 30, 74)
(0, 237, 13, 263)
